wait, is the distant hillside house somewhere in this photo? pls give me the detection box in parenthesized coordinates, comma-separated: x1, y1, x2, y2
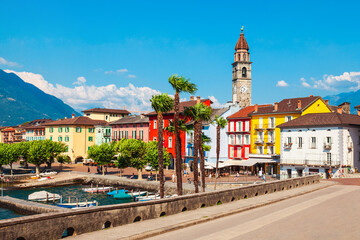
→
(109, 115, 149, 143)
(44, 116, 107, 163)
(82, 108, 130, 122)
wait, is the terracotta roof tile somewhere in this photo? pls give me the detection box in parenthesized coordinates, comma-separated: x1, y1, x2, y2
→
(146, 99, 211, 116)
(82, 108, 130, 114)
(109, 115, 149, 125)
(235, 31, 249, 51)
(278, 112, 360, 128)
(44, 116, 107, 126)
(227, 105, 271, 119)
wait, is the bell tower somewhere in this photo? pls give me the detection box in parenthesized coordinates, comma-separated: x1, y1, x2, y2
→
(232, 26, 252, 108)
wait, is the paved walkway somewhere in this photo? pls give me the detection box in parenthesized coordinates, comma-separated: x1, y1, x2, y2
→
(69, 181, 334, 240)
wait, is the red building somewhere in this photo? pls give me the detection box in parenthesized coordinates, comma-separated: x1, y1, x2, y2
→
(146, 97, 212, 169)
(227, 105, 270, 160)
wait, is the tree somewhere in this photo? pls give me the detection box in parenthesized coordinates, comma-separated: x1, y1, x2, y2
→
(212, 115, 228, 190)
(184, 103, 212, 193)
(6, 143, 23, 176)
(17, 141, 32, 168)
(44, 140, 67, 169)
(57, 154, 71, 171)
(169, 74, 197, 196)
(144, 141, 171, 182)
(116, 139, 147, 179)
(114, 139, 131, 177)
(0, 144, 9, 174)
(150, 93, 173, 198)
(87, 143, 116, 175)
(28, 140, 49, 175)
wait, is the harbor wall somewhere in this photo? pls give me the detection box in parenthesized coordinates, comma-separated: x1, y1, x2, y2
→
(0, 175, 320, 240)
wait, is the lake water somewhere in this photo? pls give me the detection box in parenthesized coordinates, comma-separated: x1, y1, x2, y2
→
(0, 207, 23, 220)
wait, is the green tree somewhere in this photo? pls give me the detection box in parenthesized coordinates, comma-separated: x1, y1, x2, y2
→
(144, 141, 171, 182)
(116, 139, 147, 179)
(169, 74, 197, 196)
(44, 140, 67, 169)
(17, 141, 32, 168)
(0, 144, 9, 173)
(28, 140, 49, 175)
(150, 93, 174, 198)
(184, 103, 212, 193)
(114, 139, 131, 177)
(212, 115, 228, 190)
(57, 154, 71, 171)
(87, 143, 116, 175)
(6, 143, 23, 176)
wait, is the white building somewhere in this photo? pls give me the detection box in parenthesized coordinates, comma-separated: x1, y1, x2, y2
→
(278, 112, 360, 179)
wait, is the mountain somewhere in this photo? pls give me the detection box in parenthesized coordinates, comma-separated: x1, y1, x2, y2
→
(324, 89, 360, 114)
(0, 69, 80, 126)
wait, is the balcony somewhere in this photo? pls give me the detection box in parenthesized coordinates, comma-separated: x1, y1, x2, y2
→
(255, 138, 264, 145)
(266, 140, 275, 145)
(254, 125, 264, 131)
(103, 132, 111, 137)
(284, 143, 292, 149)
(324, 143, 332, 150)
(282, 153, 340, 167)
(266, 124, 276, 130)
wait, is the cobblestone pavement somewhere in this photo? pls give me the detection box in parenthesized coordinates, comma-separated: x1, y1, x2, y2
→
(325, 178, 360, 186)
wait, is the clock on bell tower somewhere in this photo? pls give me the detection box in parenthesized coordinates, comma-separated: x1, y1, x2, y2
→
(232, 26, 252, 108)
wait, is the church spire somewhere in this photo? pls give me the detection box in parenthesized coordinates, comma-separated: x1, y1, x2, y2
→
(235, 26, 249, 51)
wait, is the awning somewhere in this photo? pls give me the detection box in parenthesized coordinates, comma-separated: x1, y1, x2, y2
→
(204, 161, 227, 168)
(254, 159, 279, 164)
(223, 159, 257, 167)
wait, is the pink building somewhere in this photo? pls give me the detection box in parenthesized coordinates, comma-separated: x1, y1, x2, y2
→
(109, 115, 149, 142)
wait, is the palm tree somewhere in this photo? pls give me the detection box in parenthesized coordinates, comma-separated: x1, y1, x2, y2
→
(199, 133, 211, 188)
(150, 93, 174, 198)
(168, 74, 197, 196)
(184, 103, 212, 193)
(212, 115, 228, 190)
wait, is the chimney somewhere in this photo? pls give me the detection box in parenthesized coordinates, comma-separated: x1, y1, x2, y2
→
(297, 100, 302, 109)
(337, 107, 343, 114)
(123, 106, 126, 110)
(309, 95, 313, 97)
(190, 96, 195, 101)
(274, 102, 278, 111)
(64, 117, 67, 119)
(339, 102, 350, 114)
(325, 99, 329, 105)
(357, 110, 360, 116)
(72, 114, 75, 118)
(254, 104, 258, 112)
(196, 96, 201, 104)
(355, 105, 360, 116)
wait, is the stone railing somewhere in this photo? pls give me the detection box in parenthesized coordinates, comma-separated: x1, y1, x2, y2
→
(0, 175, 320, 240)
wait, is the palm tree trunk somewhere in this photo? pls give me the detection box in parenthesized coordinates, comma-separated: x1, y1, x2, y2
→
(158, 112, 165, 198)
(199, 123, 206, 192)
(214, 125, 220, 190)
(174, 91, 183, 195)
(193, 121, 200, 193)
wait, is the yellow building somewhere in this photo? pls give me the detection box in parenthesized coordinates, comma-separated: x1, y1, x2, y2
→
(82, 108, 130, 122)
(44, 116, 107, 163)
(249, 96, 332, 156)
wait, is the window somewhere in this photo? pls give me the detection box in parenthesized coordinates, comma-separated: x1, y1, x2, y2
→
(88, 147, 91, 151)
(88, 136, 93, 141)
(259, 117, 263, 128)
(153, 137, 157, 141)
(243, 54, 246, 61)
(236, 122, 242, 132)
(244, 134, 250, 145)
(230, 147, 234, 157)
(49, 127, 53, 133)
(154, 120, 157, 129)
(311, 137, 316, 148)
(257, 131, 264, 141)
(168, 137, 173, 148)
(140, 124, 143, 127)
(268, 117, 275, 128)
(245, 121, 250, 131)
(121, 131, 124, 139)
(237, 147, 242, 158)
(65, 136, 69, 142)
(58, 127, 63, 133)
(236, 134, 242, 145)
(139, 130, 143, 140)
(65, 146, 68, 152)
(242, 67, 247, 77)
(257, 146, 263, 154)
(89, 128, 94, 133)
(106, 116, 109, 120)
(268, 131, 274, 143)
(76, 127, 82, 133)
(298, 137, 303, 148)
(229, 135, 235, 145)
(268, 146, 275, 155)
(230, 122, 234, 132)
(326, 153, 332, 164)
(50, 136, 53, 141)
(245, 147, 250, 158)
(125, 131, 128, 139)
(114, 131, 117, 139)
(286, 137, 292, 144)
(326, 137, 332, 144)
(58, 136, 63, 142)
(133, 130, 137, 139)
(285, 116, 293, 122)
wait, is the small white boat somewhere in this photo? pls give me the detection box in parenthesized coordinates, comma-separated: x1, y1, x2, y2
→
(130, 191, 147, 197)
(82, 186, 113, 193)
(57, 200, 97, 209)
(28, 191, 61, 202)
(136, 194, 160, 202)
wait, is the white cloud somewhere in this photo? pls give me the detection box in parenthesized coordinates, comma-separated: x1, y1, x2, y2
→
(0, 57, 18, 67)
(4, 70, 161, 112)
(73, 76, 87, 85)
(276, 80, 289, 87)
(104, 68, 129, 74)
(208, 96, 224, 108)
(300, 72, 360, 91)
(127, 74, 136, 78)
(117, 69, 128, 73)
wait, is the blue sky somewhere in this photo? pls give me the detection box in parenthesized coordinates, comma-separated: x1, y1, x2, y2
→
(1, 0, 360, 111)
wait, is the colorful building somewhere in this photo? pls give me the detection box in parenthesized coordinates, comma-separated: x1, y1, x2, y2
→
(109, 115, 149, 142)
(24, 119, 53, 141)
(44, 116, 107, 163)
(146, 97, 212, 169)
(95, 123, 112, 145)
(1, 127, 15, 143)
(82, 108, 130, 122)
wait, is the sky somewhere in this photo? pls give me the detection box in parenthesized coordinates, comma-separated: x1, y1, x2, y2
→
(1, 0, 360, 112)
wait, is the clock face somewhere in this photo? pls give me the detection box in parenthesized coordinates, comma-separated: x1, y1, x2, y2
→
(240, 85, 248, 93)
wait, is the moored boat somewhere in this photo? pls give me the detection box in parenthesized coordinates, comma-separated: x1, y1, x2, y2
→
(107, 189, 128, 196)
(82, 186, 113, 193)
(57, 200, 97, 209)
(28, 191, 61, 202)
(113, 192, 133, 200)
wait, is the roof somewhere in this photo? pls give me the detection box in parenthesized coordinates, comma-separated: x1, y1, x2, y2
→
(250, 96, 323, 115)
(2, 127, 15, 131)
(43, 116, 108, 126)
(186, 107, 230, 126)
(24, 119, 53, 129)
(146, 99, 212, 116)
(227, 105, 272, 119)
(109, 115, 149, 125)
(278, 112, 360, 128)
(82, 108, 130, 115)
(235, 29, 249, 51)
(355, 105, 360, 109)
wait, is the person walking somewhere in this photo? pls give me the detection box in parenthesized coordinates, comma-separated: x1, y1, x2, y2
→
(172, 173, 175, 183)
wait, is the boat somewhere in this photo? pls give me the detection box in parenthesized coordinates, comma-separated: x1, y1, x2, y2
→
(113, 192, 133, 200)
(130, 191, 147, 197)
(28, 191, 61, 202)
(82, 186, 113, 193)
(136, 194, 160, 202)
(57, 200, 97, 209)
(107, 189, 128, 196)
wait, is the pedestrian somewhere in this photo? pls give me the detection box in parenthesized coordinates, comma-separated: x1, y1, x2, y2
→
(130, 173, 135, 179)
(209, 173, 212, 182)
(187, 171, 189, 176)
(262, 173, 266, 182)
(87, 166, 90, 173)
(184, 169, 186, 177)
(96, 166, 100, 174)
(172, 173, 175, 183)
(258, 168, 263, 178)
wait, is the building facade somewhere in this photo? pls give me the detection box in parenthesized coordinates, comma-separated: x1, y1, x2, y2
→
(232, 27, 252, 108)
(95, 124, 112, 145)
(82, 108, 130, 122)
(24, 119, 53, 141)
(278, 112, 360, 179)
(1, 127, 15, 143)
(110, 115, 149, 142)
